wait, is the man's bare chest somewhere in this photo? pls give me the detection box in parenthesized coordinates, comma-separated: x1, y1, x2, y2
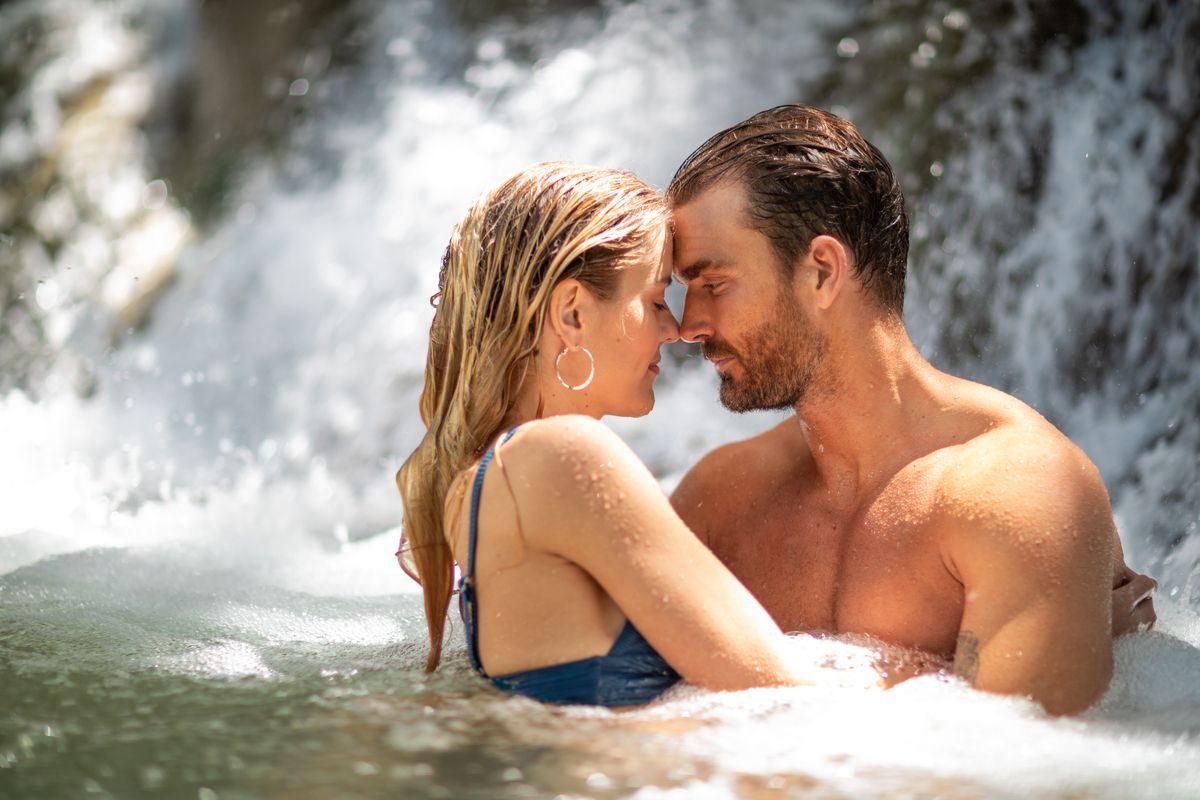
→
(711, 484, 964, 655)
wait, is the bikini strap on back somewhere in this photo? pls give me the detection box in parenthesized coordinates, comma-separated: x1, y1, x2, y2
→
(462, 424, 521, 673)
(465, 425, 522, 586)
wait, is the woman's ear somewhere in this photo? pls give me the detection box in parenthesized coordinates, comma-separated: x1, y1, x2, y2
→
(803, 234, 851, 310)
(547, 279, 586, 347)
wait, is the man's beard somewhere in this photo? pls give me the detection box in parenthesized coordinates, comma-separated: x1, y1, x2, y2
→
(703, 298, 826, 413)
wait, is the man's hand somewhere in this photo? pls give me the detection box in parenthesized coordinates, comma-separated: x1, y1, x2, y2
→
(1112, 565, 1157, 636)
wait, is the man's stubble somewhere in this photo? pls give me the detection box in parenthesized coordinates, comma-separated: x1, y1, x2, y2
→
(705, 289, 827, 413)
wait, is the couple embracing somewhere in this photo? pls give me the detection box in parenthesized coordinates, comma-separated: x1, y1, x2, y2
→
(396, 105, 1156, 716)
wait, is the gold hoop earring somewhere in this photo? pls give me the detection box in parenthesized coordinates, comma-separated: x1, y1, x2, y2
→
(555, 346, 595, 391)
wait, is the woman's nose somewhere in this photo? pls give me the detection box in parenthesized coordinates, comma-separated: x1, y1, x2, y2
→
(661, 310, 680, 344)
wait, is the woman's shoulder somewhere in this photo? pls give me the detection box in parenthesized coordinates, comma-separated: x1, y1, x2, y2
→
(505, 415, 632, 467)
(499, 415, 651, 510)
(498, 416, 675, 558)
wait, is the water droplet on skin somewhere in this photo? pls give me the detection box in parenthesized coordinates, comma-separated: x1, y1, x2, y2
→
(586, 773, 611, 789)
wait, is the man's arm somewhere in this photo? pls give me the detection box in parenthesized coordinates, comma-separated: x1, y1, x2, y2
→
(941, 441, 1116, 715)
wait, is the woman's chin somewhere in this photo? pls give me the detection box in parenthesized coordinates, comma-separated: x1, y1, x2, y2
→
(630, 391, 656, 418)
(596, 387, 656, 419)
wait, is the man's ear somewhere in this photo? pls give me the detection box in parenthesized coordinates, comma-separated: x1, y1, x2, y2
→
(547, 279, 586, 347)
(804, 234, 851, 310)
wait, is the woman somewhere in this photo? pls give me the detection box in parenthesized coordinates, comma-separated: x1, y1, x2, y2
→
(395, 162, 841, 706)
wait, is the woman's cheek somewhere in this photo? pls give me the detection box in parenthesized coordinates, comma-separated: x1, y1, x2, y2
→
(625, 302, 647, 331)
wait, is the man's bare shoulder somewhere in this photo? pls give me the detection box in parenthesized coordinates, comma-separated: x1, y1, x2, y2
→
(670, 418, 807, 544)
(942, 383, 1102, 493)
(929, 382, 1113, 570)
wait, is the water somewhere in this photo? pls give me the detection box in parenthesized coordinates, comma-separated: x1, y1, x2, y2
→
(2, 0, 1199, 797)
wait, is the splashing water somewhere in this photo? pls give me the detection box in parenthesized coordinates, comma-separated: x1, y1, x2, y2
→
(2, 0, 1199, 798)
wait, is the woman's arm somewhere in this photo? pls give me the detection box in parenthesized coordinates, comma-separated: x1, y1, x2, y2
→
(500, 415, 809, 691)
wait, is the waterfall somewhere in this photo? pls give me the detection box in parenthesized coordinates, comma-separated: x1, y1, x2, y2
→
(1, 1, 1198, 797)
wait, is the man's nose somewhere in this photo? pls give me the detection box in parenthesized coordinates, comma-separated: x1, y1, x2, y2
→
(679, 293, 711, 344)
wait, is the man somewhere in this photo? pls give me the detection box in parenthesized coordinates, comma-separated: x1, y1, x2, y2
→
(666, 105, 1157, 715)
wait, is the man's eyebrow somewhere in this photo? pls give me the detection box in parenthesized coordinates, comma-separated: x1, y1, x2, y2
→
(675, 258, 718, 282)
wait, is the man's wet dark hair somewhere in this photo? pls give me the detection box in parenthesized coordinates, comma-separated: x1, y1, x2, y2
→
(667, 105, 909, 314)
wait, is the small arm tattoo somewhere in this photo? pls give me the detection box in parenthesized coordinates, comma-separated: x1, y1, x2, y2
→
(953, 631, 980, 684)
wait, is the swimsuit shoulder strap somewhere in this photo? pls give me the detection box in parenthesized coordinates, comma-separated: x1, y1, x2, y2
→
(465, 425, 522, 584)
(462, 424, 522, 673)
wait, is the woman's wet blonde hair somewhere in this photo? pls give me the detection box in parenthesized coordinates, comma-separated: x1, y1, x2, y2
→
(396, 162, 669, 671)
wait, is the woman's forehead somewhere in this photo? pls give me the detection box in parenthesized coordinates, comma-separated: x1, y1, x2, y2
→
(621, 223, 672, 288)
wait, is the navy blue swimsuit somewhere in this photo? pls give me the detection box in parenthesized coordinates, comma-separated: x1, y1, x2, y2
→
(458, 427, 680, 706)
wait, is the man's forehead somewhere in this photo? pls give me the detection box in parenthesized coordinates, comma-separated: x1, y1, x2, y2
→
(672, 181, 748, 226)
(671, 182, 751, 277)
